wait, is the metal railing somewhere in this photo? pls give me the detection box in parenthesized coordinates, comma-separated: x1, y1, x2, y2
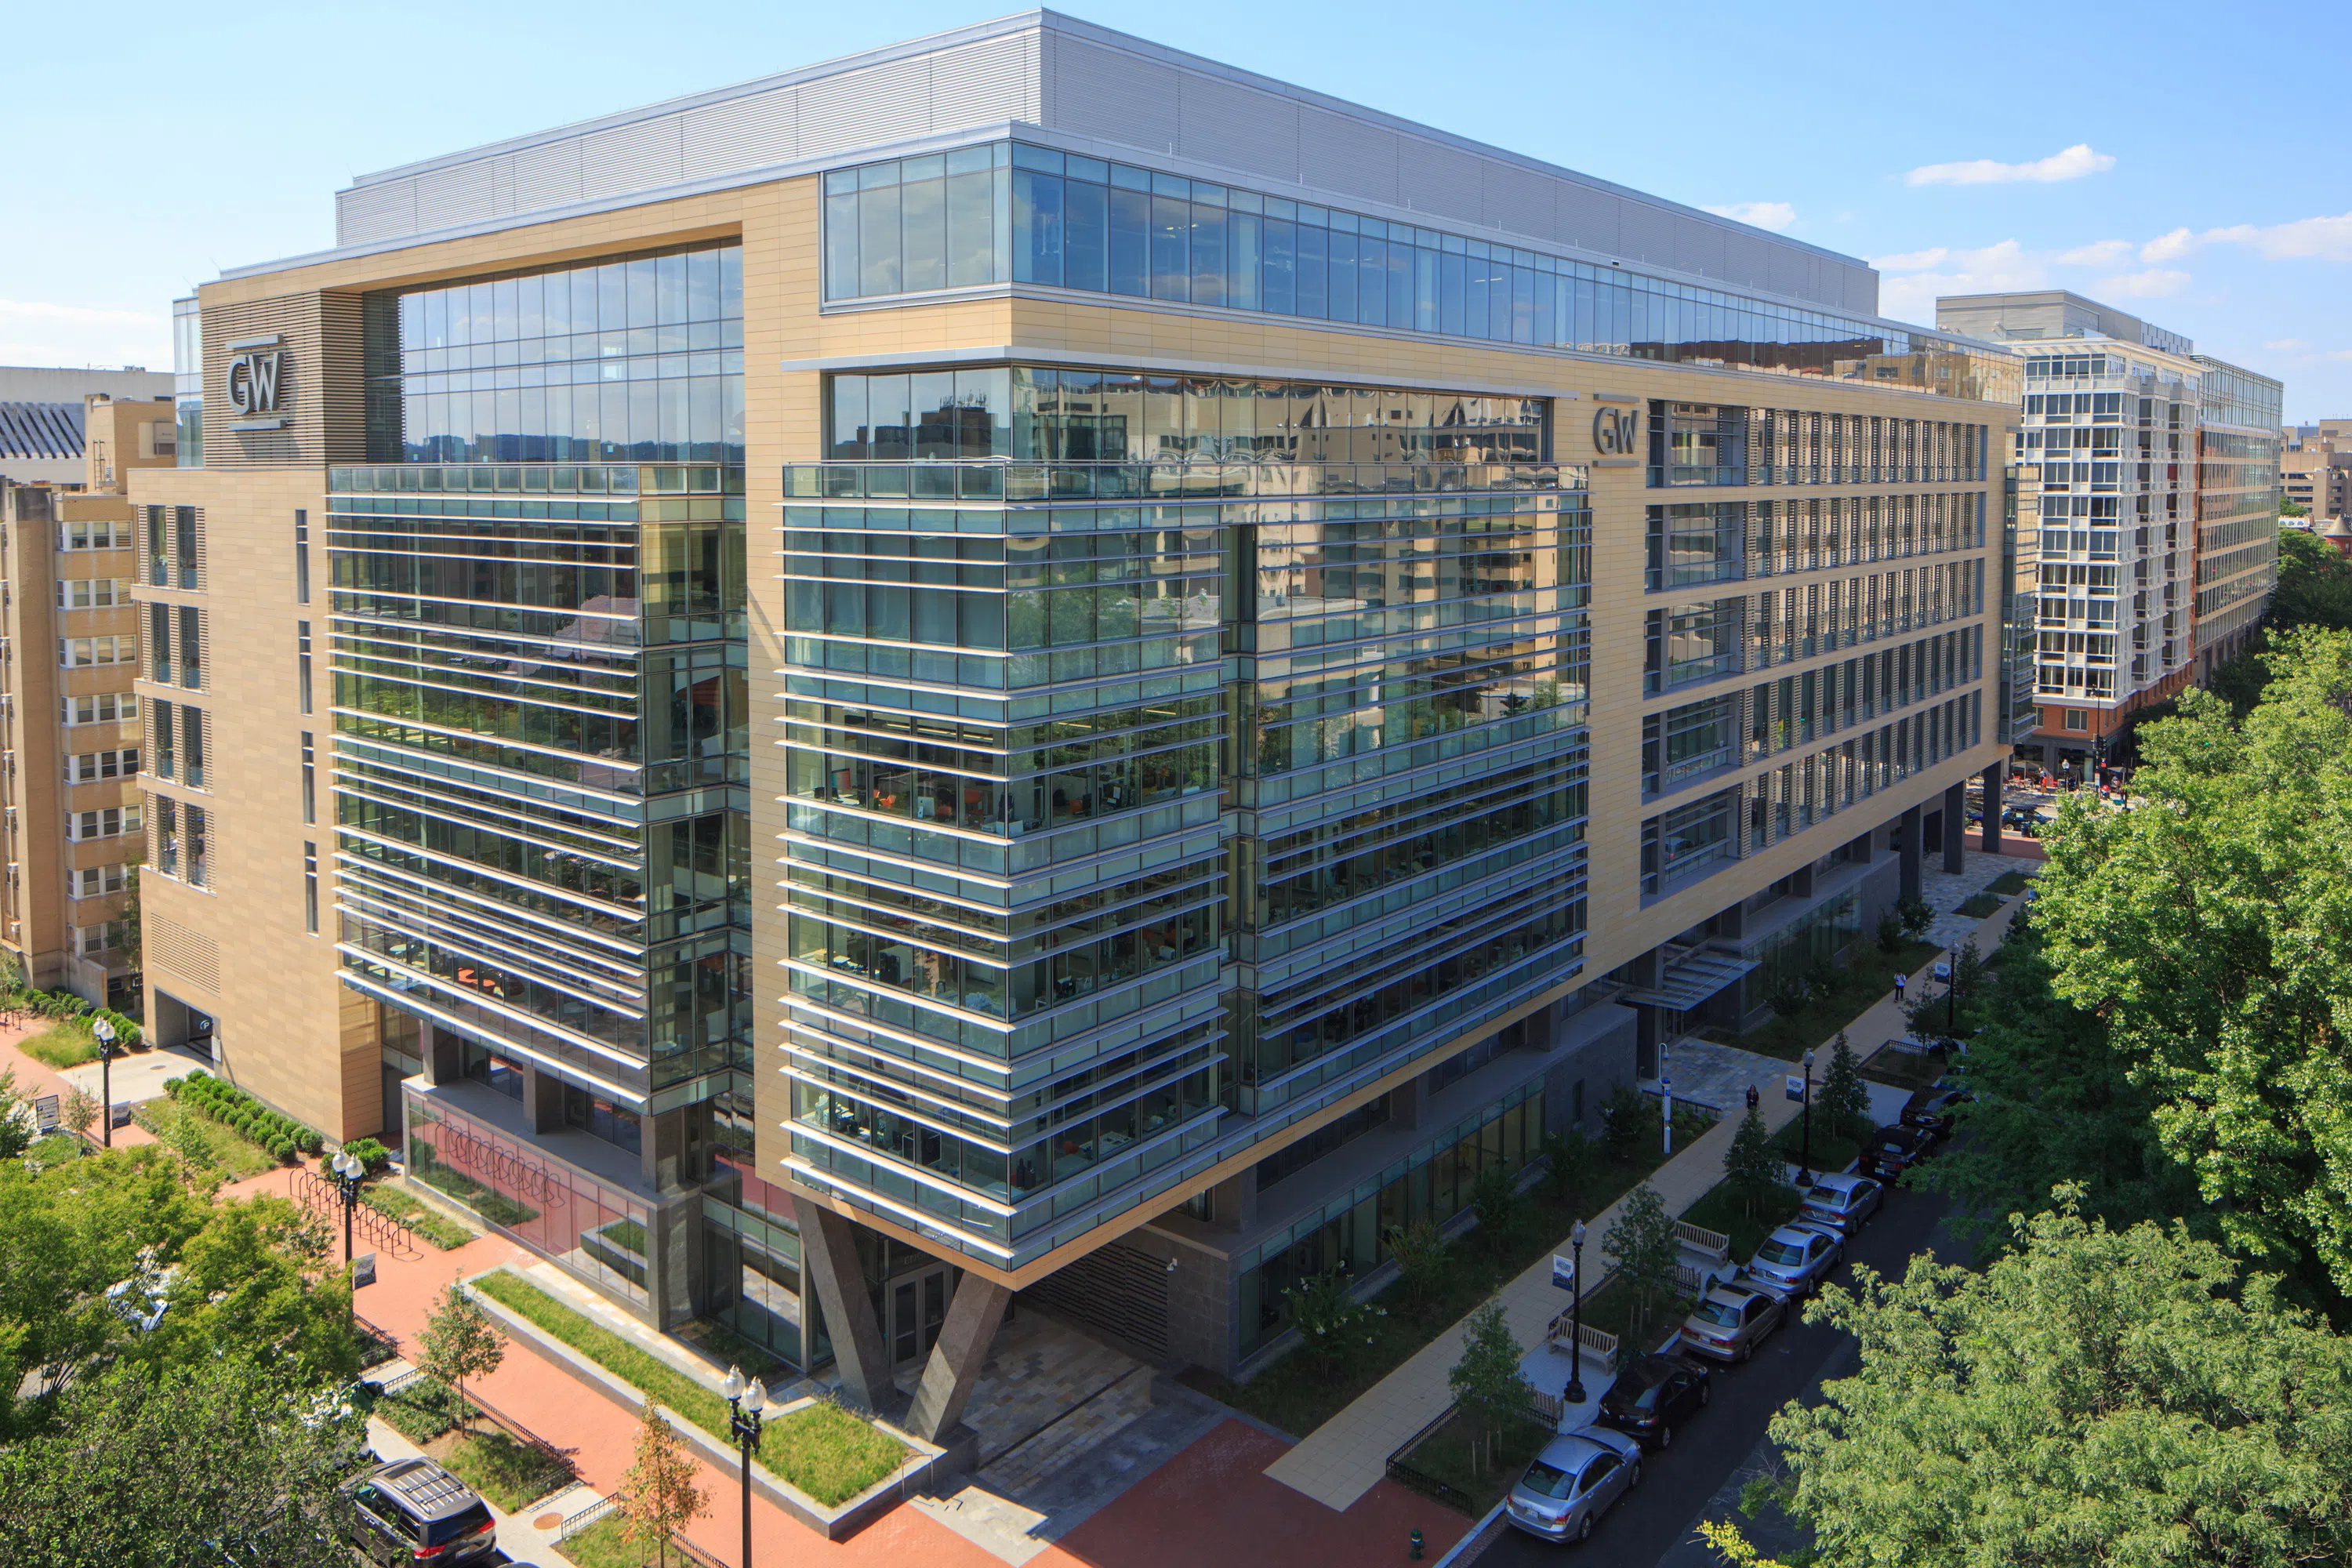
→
(1385, 1408, 1477, 1515)
(559, 1490, 725, 1567)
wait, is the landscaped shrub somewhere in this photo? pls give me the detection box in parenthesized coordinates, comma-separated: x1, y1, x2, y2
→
(158, 1070, 324, 1164)
(342, 1137, 392, 1174)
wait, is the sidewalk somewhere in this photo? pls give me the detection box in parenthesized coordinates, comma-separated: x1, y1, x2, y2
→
(1261, 889, 2031, 1512)
(0, 1022, 156, 1147)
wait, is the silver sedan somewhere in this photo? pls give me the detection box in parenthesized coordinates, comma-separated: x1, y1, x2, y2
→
(1740, 1221, 1845, 1302)
(1504, 1426, 1643, 1545)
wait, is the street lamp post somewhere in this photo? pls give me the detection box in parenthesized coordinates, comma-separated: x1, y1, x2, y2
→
(1563, 1220, 1588, 1406)
(720, 1365, 767, 1568)
(1946, 956, 1958, 1038)
(93, 1018, 118, 1146)
(327, 1150, 367, 1265)
(1797, 1050, 1817, 1188)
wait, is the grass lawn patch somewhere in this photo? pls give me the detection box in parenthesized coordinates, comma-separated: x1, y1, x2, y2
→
(367, 1374, 459, 1444)
(474, 1270, 906, 1506)
(426, 1425, 576, 1512)
(1743, 941, 1941, 1062)
(132, 1098, 278, 1179)
(1769, 1116, 1861, 1179)
(1572, 1274, 1686, 1361)
(1987, 869, 2034, 896)
(674, 1317, 793, 1385)
(1680, 1177, 1805, 1265)
(1393, 1410, 1555, 1518)
(1955, 891, 2005, 919)
(1863, 1043, 1954, 1093)
(555, 1514, 688, 1568)
(361, 1182, 476, 1250)
(1178, 1120, 1712, 1439)
(18, 1022, 99, 1069)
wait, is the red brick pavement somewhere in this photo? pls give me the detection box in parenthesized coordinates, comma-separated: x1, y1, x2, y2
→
(0, 1021, 155, 1147)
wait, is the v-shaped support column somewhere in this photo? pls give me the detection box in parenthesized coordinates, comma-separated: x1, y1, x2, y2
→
(790, 1196, 894, 1416)
(905, 1274, 1012, 1443)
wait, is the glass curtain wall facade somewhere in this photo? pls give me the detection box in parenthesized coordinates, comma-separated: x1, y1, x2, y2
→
(328, 240, 753, 1312)
(779, 365, 1590, 1272)
(821, 143, 2016, 400)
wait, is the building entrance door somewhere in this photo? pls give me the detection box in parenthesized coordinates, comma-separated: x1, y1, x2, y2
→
(887, 1264, 953, 1366)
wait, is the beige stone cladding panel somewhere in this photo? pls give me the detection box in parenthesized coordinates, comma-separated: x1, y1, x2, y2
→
(124, 466, 363, 1138)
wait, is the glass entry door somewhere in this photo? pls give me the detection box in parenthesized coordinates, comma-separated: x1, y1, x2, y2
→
(888, 1264, 953, 1366)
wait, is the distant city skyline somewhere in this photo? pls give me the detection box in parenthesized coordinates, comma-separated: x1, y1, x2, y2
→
(5, 0, 2346, 417)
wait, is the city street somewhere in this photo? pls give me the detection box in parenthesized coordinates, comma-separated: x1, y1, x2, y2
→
(1472, 1183, 1963, 1568)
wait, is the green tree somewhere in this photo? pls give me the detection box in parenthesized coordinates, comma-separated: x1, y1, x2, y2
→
(1446, 1301, 1534, 1476)
(419, 1283, 506, 1430)
(1536, 1128, 1595, 1208)
(0, 1354, 368, 1568)
(1817, 1033, 1871, 1145)
(1720, 1190, 2352, 1568)
(1602, 1182, 1682, 1350)
(1281, 1266, 1385, 1374)
(0, 1069, 33, 1161)
(1470, 1163, 1523, 1253)
(60, 1086, 99, 1141)
(619, 1398, 706, 1568)
(1382, 1219, 1448, 1314)
(2031, 629, 2352, 1298)
(1599, 1083, 1647, 1164)
(1723, 1106, 1783, 1218)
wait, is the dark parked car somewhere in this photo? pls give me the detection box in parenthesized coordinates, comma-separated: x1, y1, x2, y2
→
(1900, 1081, 1970, 1136)
(1860, 1123, 1933, 1181)
(2002, 805, 2045, 834)
(340, 1459, 496, 1566)
(1594, 1352, 1713, 1450)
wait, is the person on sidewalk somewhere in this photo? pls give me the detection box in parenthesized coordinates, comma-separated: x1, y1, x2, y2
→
(1745, 1084, 1760, 1112)
(1893, 973, 1907, 1002)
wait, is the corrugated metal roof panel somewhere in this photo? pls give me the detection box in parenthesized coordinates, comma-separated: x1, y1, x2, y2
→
(0, 401, 85, 460)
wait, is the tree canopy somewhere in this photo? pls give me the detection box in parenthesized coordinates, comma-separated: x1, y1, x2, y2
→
(1737, 1192, 2352, 1568)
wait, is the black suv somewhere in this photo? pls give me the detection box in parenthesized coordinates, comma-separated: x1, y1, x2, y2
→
(341, 1458, 496, 1565)
(1860, 1123, 1933, 1181)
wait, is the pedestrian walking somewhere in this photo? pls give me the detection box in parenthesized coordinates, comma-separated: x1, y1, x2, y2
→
(1745, 1083, 1760, 1112)
(1894, 972, 1907, 1002)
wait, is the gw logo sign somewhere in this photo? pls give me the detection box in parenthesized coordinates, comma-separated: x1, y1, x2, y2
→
(1592, 405, 1640, 456)
(225, 348, 285, 416)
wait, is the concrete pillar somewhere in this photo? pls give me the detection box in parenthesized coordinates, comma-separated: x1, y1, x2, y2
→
(1981, 763, 2005, 852)
(1390, 1073, 1425, 1131)
(1941, 782, 1966, 873)
(523, 1063, 564, 1136)
(791, 1196, 895, 1416)
(421, 1020, 463, 1086)
(1205, 1164, 1258, 1232)
(905, 1274, 1013, 1445)
(1897, 804, 1923, 906)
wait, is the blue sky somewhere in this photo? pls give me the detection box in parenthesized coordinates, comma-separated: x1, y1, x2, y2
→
(7, 0, 2347, 418)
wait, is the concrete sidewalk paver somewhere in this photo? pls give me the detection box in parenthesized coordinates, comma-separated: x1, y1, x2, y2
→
(1262, 889, 2031, 1512)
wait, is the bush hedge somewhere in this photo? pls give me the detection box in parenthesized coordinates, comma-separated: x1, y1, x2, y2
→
(162, 1069, 323, 1164)
(3, 987, 143, 1047)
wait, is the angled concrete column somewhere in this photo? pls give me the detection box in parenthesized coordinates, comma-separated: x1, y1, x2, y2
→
(1942, 782, 1966, 873)
(905, 1273, 1013, 1444)
(1897, 804, 1923, 906)
(790, 1196, 893, 1416)
(1981, 763, 2005, 852)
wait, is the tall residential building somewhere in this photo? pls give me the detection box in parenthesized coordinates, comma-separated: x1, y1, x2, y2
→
(2283, 421, 2352, 522)
(1936, 291, 2281, 771)
(140, 13, 2013, 1425)
(0, 387, 179, 1004)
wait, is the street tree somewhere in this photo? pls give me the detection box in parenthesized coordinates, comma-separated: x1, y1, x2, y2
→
(1710, 1190, 2352, 1568)
(0, 1353, 368, 1568)
(1381, 1219, 1448, 1315)
(60, 1085, 99, 1140)
(1446, 1301, 1534, 1476)
(1723, 1106, 1783, 1217)
(1817, 1033, 1871, 1145)
(620, 1397, 707, 1568)
(0, 1068, 32, 1161)
(419, 1282, 506, 1430)
(1470, 1162, 1523, 1253)
(1602, 1182, 1682, 1348)
(1537, 1128, 1595, 1208)
(2031, 627, 2352, 1297)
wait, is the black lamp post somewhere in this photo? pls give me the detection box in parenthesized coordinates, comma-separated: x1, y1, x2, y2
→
(1797, 1049, 1817, 1187)
(1946, 954, 1958, 1038)
(720, 1364, 767, 1568)
(93, 1018, 118, 1146)
(1563, 1219, 1588, 1406)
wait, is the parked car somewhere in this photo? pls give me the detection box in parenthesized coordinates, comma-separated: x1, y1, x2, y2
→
(1740, 1222, 1845, 1302)
(2002, 805, 2045, 834)
(339, 1459, 496, 1566)
(1679, 1281, 1786, 1364)
(1900, 1081, 1970, 1136)
(1504, 1426, 1643, 1544)
(1797, 1172, 1883, 1236)
(1594, 1352, 1713, 1449)
(1860, 1123, 1933, 1181)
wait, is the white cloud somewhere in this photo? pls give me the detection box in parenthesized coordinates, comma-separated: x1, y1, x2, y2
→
(2268, 338, 2311, 352)
(0, 297, 171, 371)
(2057, 239, 2133, 267)
(2329, 348, 2352, 362)
(1869, 246, 1950, 272)
(2142, 212, 2352, 264)
(1904, 143, 2115, 187)
(2096, 268, 2190, 299)
(1875, 239, 2048, 322)
(1701, 201, 1797, 233)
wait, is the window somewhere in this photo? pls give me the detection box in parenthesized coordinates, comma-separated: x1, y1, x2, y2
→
(294, 510, 310, 604)
(1642, 786, 1740, 895)
(69, 864, 129, 898)
(1642, 695, 1740, 795)
(149, 602, 170, 682)
(66, 748, 140, 783)
(186, 804, 209, 887)
(59, 636, 134, 668)
(1646, 600, 1740, 691)
(1646, 503, 1744, 590)
(55, 579, 131, 608)
(303, 841, 319, 934)
(179, 605, 202, 689)
(60, 517, 131, 550)
(155, 797, 179, 876)
(297, 621, 312, 715)
(174, 505, 201, 589)
(2062, 709, 2088, 731)
(67, 805, 141, 841)
(61, 693, 136, 727)
(300, 731, 316, 825)
(152, 701, 175, 779)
